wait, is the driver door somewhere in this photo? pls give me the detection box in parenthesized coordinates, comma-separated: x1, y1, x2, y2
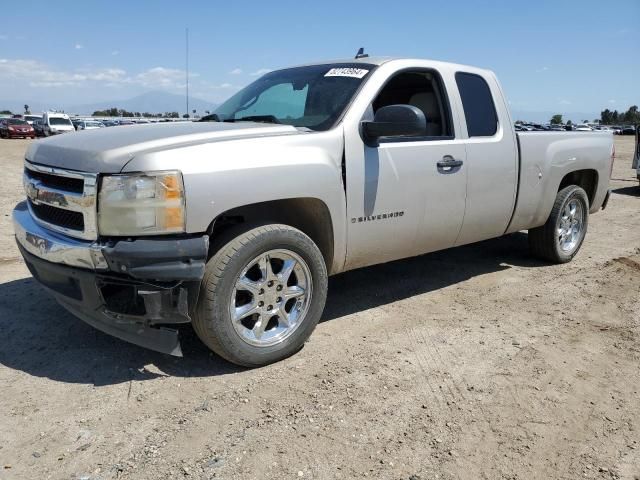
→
(343, 69, 467, 270)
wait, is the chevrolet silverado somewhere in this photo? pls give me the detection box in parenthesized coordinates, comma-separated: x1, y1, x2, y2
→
(13, 57, 614, 366)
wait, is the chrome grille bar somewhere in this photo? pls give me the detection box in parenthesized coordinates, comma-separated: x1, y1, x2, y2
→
(23, 161, 98, 241)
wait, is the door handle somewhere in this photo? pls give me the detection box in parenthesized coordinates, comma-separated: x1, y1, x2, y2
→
(437, 155, 464, 171)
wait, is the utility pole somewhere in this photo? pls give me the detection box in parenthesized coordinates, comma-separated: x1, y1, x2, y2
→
(186, 27, 189, 118)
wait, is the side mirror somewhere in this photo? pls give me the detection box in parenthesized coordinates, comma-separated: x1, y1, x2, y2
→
(361, 104, 426, 147)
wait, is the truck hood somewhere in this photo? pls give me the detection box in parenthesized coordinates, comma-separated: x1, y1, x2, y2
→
(26, 122, 302, 173)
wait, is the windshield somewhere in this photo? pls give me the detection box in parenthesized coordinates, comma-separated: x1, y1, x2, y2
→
(8, 119, 28, 125)
(213, 63, 375, 131)
(50, 117, 72, 126)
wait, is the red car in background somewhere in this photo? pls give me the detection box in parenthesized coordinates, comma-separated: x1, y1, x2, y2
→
(0, 118, 36, 139)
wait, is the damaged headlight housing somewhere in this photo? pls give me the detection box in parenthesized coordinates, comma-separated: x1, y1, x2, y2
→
(98, 171, 185, 236)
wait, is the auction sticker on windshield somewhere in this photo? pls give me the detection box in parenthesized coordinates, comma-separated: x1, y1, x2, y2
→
(324, 68, 369, 78)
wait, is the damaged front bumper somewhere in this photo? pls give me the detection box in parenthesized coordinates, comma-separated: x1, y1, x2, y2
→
(12, 201, 208, 356)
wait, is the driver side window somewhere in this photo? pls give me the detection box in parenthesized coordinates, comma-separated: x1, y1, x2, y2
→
(372, 70, 453, 139)
(235, 83, 308, 120)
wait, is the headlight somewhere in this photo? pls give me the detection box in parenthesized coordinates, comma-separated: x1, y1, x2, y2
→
(98, 171, 185, 236)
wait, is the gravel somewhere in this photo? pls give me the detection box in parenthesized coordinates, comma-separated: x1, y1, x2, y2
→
(0, 136, 638, 479)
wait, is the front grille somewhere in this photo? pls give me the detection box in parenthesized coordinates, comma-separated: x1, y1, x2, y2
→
(28, 199, 85, 231)
(25, 168, 84, 193)
(24, 161, 98, 240)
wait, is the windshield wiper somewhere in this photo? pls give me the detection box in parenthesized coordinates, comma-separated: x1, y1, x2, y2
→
(226, 115, 281, 124)
(198, 113, 221, 122)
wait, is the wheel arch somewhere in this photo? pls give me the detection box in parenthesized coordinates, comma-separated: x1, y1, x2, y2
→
(557, 169, 598, 207)
(206, 197, 335, 273)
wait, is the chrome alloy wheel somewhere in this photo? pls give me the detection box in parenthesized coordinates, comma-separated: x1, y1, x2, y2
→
(230, 249, 313, 347)
(557, 198, 584, 253)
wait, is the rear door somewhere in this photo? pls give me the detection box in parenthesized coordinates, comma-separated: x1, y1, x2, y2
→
(452, 71, 519, 246)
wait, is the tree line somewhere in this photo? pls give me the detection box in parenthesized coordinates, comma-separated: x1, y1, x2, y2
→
(546, 105, 638, 126)
(599, 106, 639, 125)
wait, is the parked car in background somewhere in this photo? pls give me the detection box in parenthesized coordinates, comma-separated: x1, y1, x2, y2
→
(102, 120, 118, 127)
(549, 125, 565, 131)
(633, 126, 639, 186)
(33, 119, 46, 137)
(575, 124, 593, 131)
(610, 126, 622, 134)
(76, 120, 105, 130)
(23, 115, 42, 125)
(622, 125, 636, 135)
(117, 120, 135, 126)
(42, 112, 74, 136)
(0, 118, 36, 139)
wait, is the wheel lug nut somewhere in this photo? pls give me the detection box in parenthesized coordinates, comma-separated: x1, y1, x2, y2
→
(276, 285, 282, 291)
(259, 289, 264, 295)
(267, 305, 273, 310)
(258, 301, 264, 307)
(267, 281, 274, 287)
(277, 297, 282, 303)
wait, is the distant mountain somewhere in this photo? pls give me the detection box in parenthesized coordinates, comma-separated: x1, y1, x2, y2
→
(1, 94, 602, 124)
(0, 99, 50, 114)
(68, 91, 218, 115)
(0, 91, 218, 116)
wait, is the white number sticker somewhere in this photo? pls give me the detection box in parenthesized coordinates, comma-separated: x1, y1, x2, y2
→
(324, 68, 369, 79)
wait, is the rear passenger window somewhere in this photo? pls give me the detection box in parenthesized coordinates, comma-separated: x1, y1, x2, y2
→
(455, 72, 498, 137)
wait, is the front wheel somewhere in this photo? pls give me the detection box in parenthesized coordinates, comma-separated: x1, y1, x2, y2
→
(528, 185, 589, 263)
(193, 224, 328, 367)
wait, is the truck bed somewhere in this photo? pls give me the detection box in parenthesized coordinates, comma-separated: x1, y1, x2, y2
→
(507, 131, 613, 234)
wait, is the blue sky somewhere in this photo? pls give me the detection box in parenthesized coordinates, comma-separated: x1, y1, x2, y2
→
(1, 0, 638, 119)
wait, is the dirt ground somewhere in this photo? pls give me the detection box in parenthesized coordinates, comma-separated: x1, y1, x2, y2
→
(0, 135, 638, 480)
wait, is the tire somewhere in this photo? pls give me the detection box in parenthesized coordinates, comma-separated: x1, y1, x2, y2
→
(193, 224, 328, 367)
(528, 185, 589, 263)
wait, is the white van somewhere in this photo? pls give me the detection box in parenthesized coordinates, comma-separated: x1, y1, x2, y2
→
(42, 112, 74, 136)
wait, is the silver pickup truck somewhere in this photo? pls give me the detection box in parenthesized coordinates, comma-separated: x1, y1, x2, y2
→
(13, 57, 614, 366)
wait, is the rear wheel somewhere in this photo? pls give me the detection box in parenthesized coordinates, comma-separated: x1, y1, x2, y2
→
(193, 224, 328, 367)
(528, 185, 589, 263)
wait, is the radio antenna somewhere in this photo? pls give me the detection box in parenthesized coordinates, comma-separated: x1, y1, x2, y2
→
(186, 27, 189, 118)
(355, 47, 369, 59)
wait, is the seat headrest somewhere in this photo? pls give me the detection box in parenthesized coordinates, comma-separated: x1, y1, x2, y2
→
(409, 92, 440, 120)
